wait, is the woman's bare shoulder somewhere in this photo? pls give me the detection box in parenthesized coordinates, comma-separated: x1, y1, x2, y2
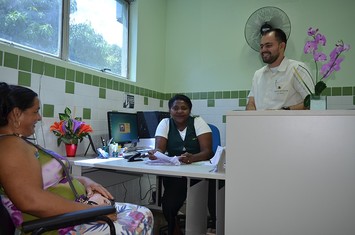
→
(0, 135, 37, 164)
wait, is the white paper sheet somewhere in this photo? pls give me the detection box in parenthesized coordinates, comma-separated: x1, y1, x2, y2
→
(145, 151, 181, 165)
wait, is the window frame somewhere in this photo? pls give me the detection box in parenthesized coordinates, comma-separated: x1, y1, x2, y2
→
(0, 0, 132, 80)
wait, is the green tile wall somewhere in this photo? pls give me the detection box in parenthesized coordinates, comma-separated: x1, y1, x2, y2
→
(92, 75, 99, 86)
(223, 91, 231, 99)
(32, 60, 44, 74)
(66, 69, 75, 81)
(231, 91, 238, 98)
(4, 52, 18, 69)
(65, 81, 75, 94)
(44, 63, 55, 77)
(208, 92, 214, 99)
(322, 87, 331, 96)
(119, 82, 125, 91)
(107, 79, 113, 89)
(76, 71, 84, 83)
(215, 91, 223, 99)
(343, 87, 352, 96)
(18, 71, 31, 87)
(332, 87, 341, 96)
(19, 56, 31, 72)
(56, 66, 66, 79)
(42, 104, 54, 117)
(83, 108, 91, 119)
(100, 77, 106, 88)
(112, 81, 118, 90)
(84, 73, 92, 85)
(3, 53, 355, 112)
(208, 99, 215, 107)
(99, 88, 106, 99)
(239, 98, 247, 107)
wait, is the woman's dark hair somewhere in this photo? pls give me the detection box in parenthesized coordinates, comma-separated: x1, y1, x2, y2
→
(0, 82, 38, 127)
(168, 94, 192, 110)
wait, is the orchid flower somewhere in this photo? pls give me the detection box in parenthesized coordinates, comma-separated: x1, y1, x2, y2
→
(302, 27, 350, 108)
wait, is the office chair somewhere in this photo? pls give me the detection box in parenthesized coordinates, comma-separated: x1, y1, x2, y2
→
(208, 123, 221, 154)
(207, 123, 222, 230)
(0, 199, 117, 235)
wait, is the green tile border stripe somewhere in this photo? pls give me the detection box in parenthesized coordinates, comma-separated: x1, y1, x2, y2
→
(3, 53, 355, 102)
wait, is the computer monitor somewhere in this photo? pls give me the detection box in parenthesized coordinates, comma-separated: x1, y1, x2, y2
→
(137, 111, 170, 138)
(107, 111, 139, 146)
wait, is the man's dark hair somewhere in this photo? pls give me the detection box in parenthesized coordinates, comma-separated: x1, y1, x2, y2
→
(262, 28, 287, 45)
(168, 94, 192, 110)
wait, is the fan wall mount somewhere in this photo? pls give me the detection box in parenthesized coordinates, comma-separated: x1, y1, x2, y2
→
(244, 6, 291, 52)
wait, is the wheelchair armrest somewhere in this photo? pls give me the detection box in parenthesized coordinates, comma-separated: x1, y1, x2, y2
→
(22, 206, 116, 234)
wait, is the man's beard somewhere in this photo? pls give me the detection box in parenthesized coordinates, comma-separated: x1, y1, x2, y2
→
(261, 52, 279, 64)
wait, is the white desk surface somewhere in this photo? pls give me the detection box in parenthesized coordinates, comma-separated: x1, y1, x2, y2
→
(73, 158, 225, 180)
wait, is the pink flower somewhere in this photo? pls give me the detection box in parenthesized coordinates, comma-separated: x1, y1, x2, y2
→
(304, 27, 350, 83)
(313, 51, 327, 62)
(315, 33, 326, 46)
(304, 41, 318, 53)
(307, 27, 318, 36)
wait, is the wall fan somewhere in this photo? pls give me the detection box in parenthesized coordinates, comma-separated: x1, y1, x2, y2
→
(244, 6, 291, 52)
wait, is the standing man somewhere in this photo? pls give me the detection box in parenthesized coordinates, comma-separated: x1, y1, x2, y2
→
(246, 28, 313, 110)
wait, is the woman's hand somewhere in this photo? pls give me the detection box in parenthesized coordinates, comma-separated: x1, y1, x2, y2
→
(147, 149, 159, 160)
(87, 193, 113, 206)
(76, 176, 113, 199)
(179, 152, 193, 164)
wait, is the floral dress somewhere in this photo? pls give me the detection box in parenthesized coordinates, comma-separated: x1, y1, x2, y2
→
(0, 146, 153, 235)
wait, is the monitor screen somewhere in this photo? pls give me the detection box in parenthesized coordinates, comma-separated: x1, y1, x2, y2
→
(137, 111, 170, 138)
(107, 111, 139, 145)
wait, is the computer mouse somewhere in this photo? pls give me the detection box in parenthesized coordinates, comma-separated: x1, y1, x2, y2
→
(127, 152, 143, 162)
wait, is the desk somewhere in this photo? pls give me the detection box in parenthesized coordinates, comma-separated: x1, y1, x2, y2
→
(73, 158, 225, 235)
(226, 110, 355, 235)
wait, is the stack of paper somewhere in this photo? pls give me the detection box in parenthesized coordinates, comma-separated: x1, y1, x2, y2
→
(145, 151, 181, 165)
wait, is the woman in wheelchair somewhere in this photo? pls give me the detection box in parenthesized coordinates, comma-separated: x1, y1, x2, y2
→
(0, 82, 153, 235)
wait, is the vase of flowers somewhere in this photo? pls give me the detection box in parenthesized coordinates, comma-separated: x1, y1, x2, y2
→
(65, 143, 78, 157)
(295, 27, 351, 109)
(50, 107, 93, 157)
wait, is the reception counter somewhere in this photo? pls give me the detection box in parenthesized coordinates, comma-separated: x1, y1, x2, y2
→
(225, 110, 355, 235)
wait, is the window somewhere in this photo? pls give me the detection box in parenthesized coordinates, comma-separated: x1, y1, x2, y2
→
(0, 0, 62, 56)
(0, 0, 130, 78)
(69, 0, 129, 77)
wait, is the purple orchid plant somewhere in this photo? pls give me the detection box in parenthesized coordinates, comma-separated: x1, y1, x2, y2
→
(301, 27, 350, 107)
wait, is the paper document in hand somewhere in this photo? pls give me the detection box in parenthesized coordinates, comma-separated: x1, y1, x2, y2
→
(145, 151, 181, 165)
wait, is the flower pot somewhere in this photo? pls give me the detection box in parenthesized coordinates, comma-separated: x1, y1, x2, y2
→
(65, 144, 78, 157)
(310, 95, 327, 110)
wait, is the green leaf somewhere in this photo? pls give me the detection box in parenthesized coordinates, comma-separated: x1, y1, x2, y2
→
(64, 107, 71, 117)
(304, 94, 310, 109)
(315, 81, 327, 96)
(56, 138, 62, 147)
(59, 112, 67, 121)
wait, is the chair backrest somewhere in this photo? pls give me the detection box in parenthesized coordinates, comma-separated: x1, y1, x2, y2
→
(0, 197, 16, 235)
(208, 124, 221, 154)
